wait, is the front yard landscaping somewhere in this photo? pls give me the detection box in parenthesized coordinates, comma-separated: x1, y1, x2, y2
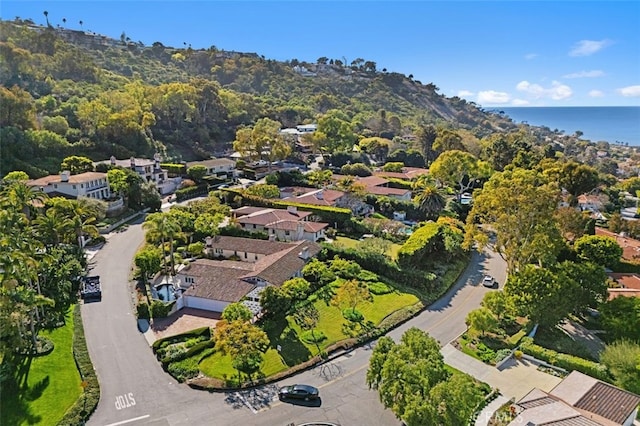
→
(1, 307, 82, 426)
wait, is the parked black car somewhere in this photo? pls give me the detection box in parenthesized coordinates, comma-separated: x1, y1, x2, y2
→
(278, 384, 319, 401)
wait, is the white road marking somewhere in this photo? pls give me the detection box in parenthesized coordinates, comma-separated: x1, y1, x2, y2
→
(104, 414, 150, 426)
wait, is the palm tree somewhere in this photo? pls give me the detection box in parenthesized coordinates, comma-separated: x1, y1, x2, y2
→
(43, 10, 50, 27)
(33, 208, 69, 247)
(413, 177, 446, 221)
(79, 20, 83, 29)
(143, 213, 182, 274)
(62, 17, 66, 27)
(2, 181, 47, 222)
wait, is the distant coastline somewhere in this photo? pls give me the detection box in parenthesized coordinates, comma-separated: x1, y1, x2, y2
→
(493, 106, 640, 146)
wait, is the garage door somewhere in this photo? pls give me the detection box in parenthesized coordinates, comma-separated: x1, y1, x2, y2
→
(184, 296, 228, 313)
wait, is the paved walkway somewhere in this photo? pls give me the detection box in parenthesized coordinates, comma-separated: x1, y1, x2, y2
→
(441, 343, 563, 423)
(150, 308, 221, 341)
(475, 395, 510, 426)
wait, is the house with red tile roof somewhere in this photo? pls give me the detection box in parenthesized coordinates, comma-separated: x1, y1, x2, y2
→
(332, 174, 412, 201)
(595, 227, 640, 263)
(174, 237, 321, 314)
(232, 206, 328, 242)
(511, 371, 640, 426)
(607, 273, 640, 300)
(373, 167, 430, 181)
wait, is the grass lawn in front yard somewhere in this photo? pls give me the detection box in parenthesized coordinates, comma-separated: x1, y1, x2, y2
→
(0, 307, 82, 426)
(198, 281, 419, 383)
(334, 236, 403, 260)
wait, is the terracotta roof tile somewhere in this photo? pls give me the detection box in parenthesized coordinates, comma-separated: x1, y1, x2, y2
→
(574, 381, 640, 423)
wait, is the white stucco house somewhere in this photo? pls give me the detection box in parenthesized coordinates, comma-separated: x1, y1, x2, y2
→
(28, 171, 112, 200)
(173, 237, 321, 314)
(94, 154, 179, 195)
(185, 158, 237, 180)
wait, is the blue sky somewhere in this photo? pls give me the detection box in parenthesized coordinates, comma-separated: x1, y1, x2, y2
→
(2, 1, 639, 107)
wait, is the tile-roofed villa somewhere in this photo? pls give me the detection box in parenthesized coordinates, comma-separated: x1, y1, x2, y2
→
(172, 237, 321, 314)
(232, 206, 327, 242)
(511, 371, 640, 426)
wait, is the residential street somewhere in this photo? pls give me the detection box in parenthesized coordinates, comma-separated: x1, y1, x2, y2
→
(84, 219, 512, 426)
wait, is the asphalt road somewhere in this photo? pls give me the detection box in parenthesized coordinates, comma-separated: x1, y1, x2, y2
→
(84, 219, 506, 426)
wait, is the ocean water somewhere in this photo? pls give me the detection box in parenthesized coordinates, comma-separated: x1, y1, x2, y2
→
(496, 107, 640, 146)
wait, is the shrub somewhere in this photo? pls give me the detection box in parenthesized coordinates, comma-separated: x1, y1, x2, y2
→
(150, 300, 174, 318)
(397, 222, 442, 268)
(519, 337, 610, 381)
(167, 357, 200, 382)
(136, 303, 150, 319)
(58, 305, 100, 425)
(343, 309, 364, 322)
(494, 348, 512, 363)
(161, 340, 215, 364)
(357, 270, 379, 282)
(152, 327, 211, 350)
(368, 281, 393, 295)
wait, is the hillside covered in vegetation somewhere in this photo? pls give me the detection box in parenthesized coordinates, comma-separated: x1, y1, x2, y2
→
(0, 18, 635, 178)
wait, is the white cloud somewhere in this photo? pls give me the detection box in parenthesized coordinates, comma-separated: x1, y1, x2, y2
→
(524, 53, 538, 60)
(511, 99, 529, 106)
(617, 85, 640, 97)
(477, 90, 511, 104)
(569, 39, 611, 57)
(516, 80, 573, 100)
(562, 70, 605, 79)
(588, 90, 604, 98)
(457, 90, 474, 98)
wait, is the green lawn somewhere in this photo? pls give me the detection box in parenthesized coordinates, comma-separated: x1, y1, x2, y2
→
(198, 281, 419, 382)
(334, 236, 403, 259)
(1, 308, 82, 426)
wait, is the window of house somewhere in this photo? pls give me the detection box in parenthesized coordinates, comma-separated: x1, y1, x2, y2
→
(81, 184, 84, 188)
(285, 231, 290, 236)
(253, 224, 256, 229)
(215, 248, 223, 254)
(254, 254, 258, 260)
(72, 185, 76, 189)
(244, 252, 248, 259)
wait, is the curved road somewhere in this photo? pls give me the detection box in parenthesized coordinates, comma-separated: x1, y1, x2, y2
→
(84, 219, 506, 426)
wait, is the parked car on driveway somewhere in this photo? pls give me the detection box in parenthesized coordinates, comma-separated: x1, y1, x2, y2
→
(482, 275, 497, 288)
(278, 384, 319, 401)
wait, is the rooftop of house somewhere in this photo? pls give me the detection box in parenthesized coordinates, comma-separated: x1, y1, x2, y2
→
(181, 239, 322, 301)
(205, 235, 293, 256)
(266, 220, 328, 233)
(373, 167, 430, 180)
(595, 227, 640, 262)
(185, 158, 236, 168)
(94, 157, 156, 168)
(513, 371, 640, 425)
(233, 207, 312, 226)
(28, 171, 108, 187)
(284, 188, 345, 206)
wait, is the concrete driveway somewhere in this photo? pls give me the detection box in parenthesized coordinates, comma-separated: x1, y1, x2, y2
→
(441, 343, 562, 401)
(150, 308, 220, 341)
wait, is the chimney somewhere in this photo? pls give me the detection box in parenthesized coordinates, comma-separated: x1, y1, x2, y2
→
(299, 246, 310, 260)
(60, 170, 70, 182)
(268, 234, 276, 242)
(130, 157, 136, 169)
(110, 155, 116, 166)
(297, 222, 305, 240)
(154, 152, 161, 169)
(316, 190, 323, 200)
(287, 205, 298, 215)
(205, 236, 212, 248)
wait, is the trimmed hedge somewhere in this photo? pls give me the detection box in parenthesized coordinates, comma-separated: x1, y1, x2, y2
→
(175, 184, 209, 202)
(519, 337, 611, 381)
(58, 305, 100, 425)
(368, 281, 393, 295)
(397, 222, 442, 268)
(160, 340, 215, 364)
(152, 326, 211, 350)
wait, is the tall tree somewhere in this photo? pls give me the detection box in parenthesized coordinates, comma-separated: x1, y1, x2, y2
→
(574, 234, 623, 269)
(429, 150, 492, 202)
(60, 155, 94, 174)
(143, 212, 182, 274)
(331, 279, 371, 315)
(367, 328, 468, 426)
(465, 168, 564, 274)
(215, 319, 269, 380)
